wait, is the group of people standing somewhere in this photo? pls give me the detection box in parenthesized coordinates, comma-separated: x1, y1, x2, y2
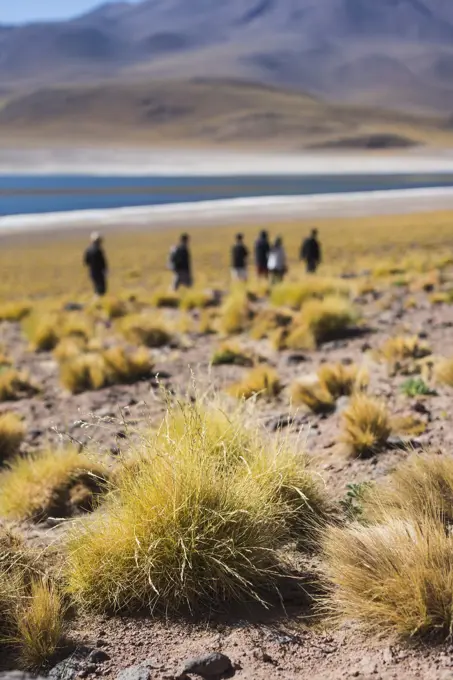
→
(83, 228, 322, 296)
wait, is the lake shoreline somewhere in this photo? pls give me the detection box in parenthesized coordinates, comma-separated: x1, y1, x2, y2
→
(2, 186, 453, 238)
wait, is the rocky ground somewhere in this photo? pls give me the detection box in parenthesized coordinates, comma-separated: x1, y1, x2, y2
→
(2, 280, 453, 680)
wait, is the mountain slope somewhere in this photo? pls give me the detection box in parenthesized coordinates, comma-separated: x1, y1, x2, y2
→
(2, 0, 453, 113)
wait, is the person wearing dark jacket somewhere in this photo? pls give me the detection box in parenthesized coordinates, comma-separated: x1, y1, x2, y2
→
(254, 230, 270, 278)
(231, 233, 249, 281)
(84, 232, 108, 296)
(300, 228, 322, 273)
(169, 233, 193, 290)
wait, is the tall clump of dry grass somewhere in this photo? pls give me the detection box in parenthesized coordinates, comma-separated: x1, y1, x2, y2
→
(285, 296, 359, 350)
(341, 394, 392, 457)
(435, 358, 453, 387)
(324, 453, 453, 638)
(227, 365, 281, 400)
(217, 290, 251, 335)
(0, 369, 40, 402)
(0, 527, 65, 668)
(291, 363, 368, 414)
(66, 398, 327, 614)
(0, 302, 31, 322)
(270, 278, 352, 309)
(377, 336, 431, 375)
(0, 447, 109, 521)
(0, 412, 26, 463)
(120, 314, 172, 347)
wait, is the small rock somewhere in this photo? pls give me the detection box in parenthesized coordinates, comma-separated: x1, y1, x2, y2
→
(182, 652, 233, 678)
(96, 638, 108, 648)
(116, 665, 152, 680)
(88, 650, 110, 664)
(287, 354, 308, 365)
(387, 435, 423, 450)
(49, 655, 84, 680)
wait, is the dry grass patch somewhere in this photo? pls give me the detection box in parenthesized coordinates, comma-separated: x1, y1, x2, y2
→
(211, 342, 254, 367)
(249, 308, 293, 341)
(378, 336, 431, 375)
(0, 302, 31, 322)
(67, 399, 326, 614)
(285, 296, 359, 350)
(180, 288, 215, 311)
(149, 289, 180, 309)
(218, 290, 251, 335)
(291, 380, 335, 414)
(59, 345, 153, 394)
(341, 394, 392, 457)
(227, 366, 281, 400)
(270, 277, 351, 309)
(0, 412, 26, 463)
(324, 515, 453, 637)
(318, 363, 369, 399)
(0, 447, 109, 521)
(120, 314, 172, 348)
(434, 357, 453, 387)
(0, 369, 39, 402)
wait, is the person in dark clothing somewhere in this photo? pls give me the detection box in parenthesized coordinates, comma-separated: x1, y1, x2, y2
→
(300, 228, 322, 273)
(231, 233, 249, 281)
(254, 230, 270, 278)
(84, 232, 108, 296)
(169, 233, 193, 290)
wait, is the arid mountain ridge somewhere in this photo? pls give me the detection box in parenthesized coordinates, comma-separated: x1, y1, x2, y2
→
(2, 0, 453, 114)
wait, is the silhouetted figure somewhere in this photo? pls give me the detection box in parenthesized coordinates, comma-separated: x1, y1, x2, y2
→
(231, 233, 249, 281)
(300, 228, 322, 273)
(254, 230, 270, 278)
(169, 233, 193, 291)
(268, 236, 287, 285)
(84, 232, 108, 296)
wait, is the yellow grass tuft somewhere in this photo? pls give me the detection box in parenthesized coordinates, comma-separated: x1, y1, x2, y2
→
(249, 308, 293, 340)
(0, 447, 109, 521)
(270, 277, 351, 309)
(99, 296, 128, 319)
(317, 363, 369, 399)
(378, 336, 431, 375)
(149, 289, 180, 309)
(0, 369, 39, 402)
(59, 346, 153, 394)
(180, 288, 214, 311)
(0, 412, 26, 462)
(15, 579, 65, 669)
(227, 365, 281, 400)
(0, 302, 31, 322)
(341, 394, 392, 457)
(211, 342, 254, 367)
(324, 515, 453, 637)
(434, 357, 453, 387)
(120, 314, 172, 347)
(67, 399, 326, 614)
(285, 296, 359, 350)
(291, 380, 335, 414)
(218, 290, 251, 335)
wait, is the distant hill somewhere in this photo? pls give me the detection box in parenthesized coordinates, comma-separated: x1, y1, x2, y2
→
(2, 0, 453, 114)
(0, 79, 449, 150)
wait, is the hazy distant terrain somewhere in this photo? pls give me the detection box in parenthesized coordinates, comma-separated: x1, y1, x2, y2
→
(3, 0, 453, 114)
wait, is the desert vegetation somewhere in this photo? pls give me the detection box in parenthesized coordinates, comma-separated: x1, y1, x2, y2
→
(1, 211, 453, 675)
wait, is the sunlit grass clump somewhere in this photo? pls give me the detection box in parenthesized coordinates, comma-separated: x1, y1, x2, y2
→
(318, 363, 369, 399)
(434, 357, 453, 387)
(0, 301, 31, 322)
(120, 314, 172, 348)
(377, 336, 431, 375)
(249, 308, 293, 341)
(0, 369, 39, 402)
(341, 394, 392, 457)
(285, 297, 359, 350)
(0, 527, 65, 668)
(270, 277, 351, 309)
(67, 399, 327, 614)
(227, 365, 281, 400)
(218, 290, 251, 335)
(291, 380, 335, 414)
(59, 346, 153, 394)
(0, 447, 108, 521)
(180, 288, 215, 311)
(24, 311, 95, 352)
(0, 412, 25, 462)
(211, 342, 254, 367)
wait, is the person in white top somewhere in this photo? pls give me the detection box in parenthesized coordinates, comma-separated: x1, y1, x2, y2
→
(267, 236, 287, 284)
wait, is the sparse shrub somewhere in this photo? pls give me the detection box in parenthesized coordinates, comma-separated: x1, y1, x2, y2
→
(339, 482, 374, 521)
(0, 447, 108, 521)
(341, 394, 392, 457)
(435, 358, 453, 387)
(228, 366, 281, 400)
(378, 336, 431, 375)
(0, 369, 39, 402)
(270, 278, 351, 309)
(318, 363, 369, 399)
(285, 297, 359, 350)
(120, 314, 172, 347)
(60, 346, 153, 394)
(400, 377, 436, 397)
(291, 380, 335, 414)
(0, 412, 25, 462)
(324, 515, 453, 637)
(67, 399, 326, 614)
(218, 291, 250, 335)
(15, 580, 65, 669)
(211, 343, 254, 367)
(0, 302, 31, 322)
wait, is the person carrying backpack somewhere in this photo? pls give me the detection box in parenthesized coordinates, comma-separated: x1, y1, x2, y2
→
(300, 228, 322, 273)
(169, 233, 193, 290)
(84, 232, 108, 297)
(231, 233, 249, 281)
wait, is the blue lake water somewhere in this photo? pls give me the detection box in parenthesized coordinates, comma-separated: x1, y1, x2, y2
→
(1, 173, 453, 216)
